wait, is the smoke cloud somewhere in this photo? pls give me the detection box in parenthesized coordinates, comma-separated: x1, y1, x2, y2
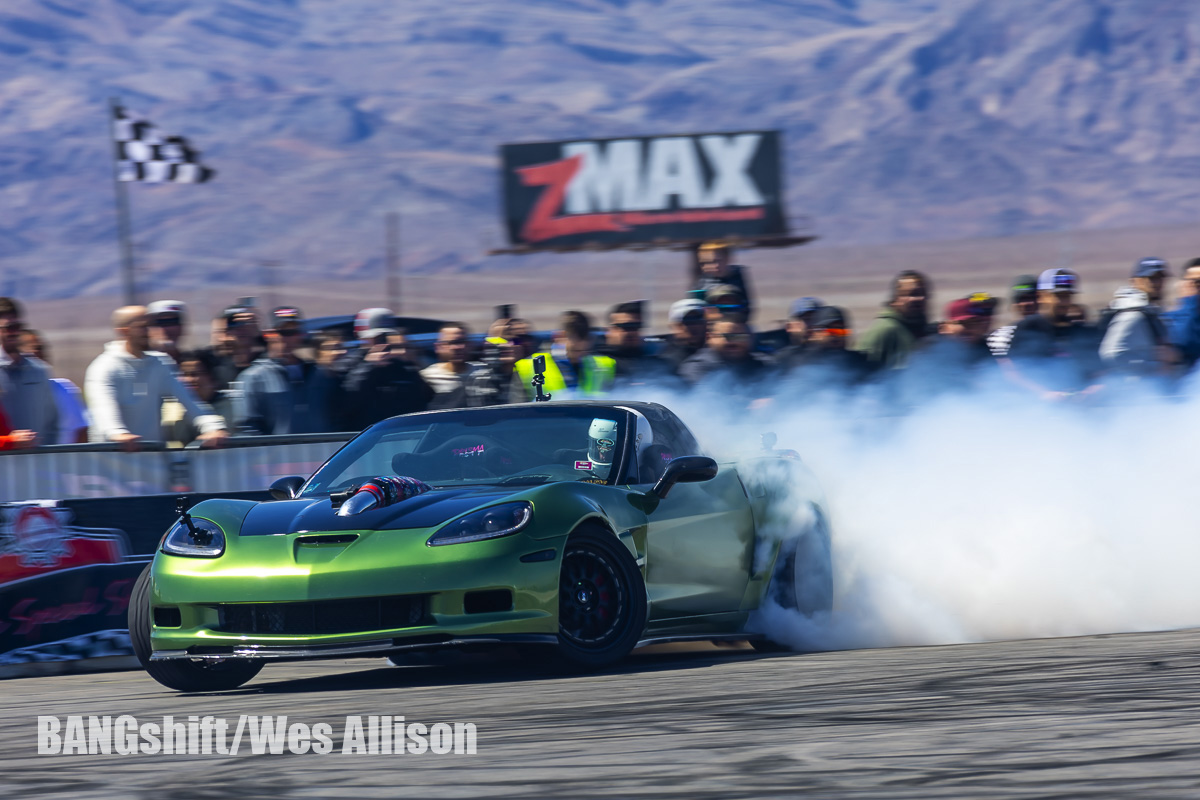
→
(631, 371, 1200, 651)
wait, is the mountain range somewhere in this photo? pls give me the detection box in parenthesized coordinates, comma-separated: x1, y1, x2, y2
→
(1, 0, 1198, 300)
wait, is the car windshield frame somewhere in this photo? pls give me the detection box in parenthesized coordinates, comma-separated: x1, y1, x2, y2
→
(299, 405, 634, 495)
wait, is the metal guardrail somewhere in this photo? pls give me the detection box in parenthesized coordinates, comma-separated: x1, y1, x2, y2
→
(0, 433, 356, 502)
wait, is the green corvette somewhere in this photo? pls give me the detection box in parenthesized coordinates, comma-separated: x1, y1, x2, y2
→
(130, 401, 832, 692)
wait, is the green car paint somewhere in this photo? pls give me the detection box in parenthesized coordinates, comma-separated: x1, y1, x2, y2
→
(139, 402, 831, 677)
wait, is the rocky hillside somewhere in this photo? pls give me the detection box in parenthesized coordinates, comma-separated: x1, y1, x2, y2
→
(0, 0, 1197, 299)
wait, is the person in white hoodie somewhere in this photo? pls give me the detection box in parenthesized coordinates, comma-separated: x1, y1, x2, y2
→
(1099, 258, 1177, 378)
(85, 306, 228, 450)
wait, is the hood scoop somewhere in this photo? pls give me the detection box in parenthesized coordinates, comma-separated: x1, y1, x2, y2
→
(240, 485, 517, 536)
(293, 533, 359, 565)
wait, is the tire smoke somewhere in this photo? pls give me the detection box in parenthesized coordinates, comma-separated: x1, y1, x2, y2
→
(630, 376, 1200, 651)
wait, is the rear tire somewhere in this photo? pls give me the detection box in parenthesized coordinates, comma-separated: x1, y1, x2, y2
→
(129, 564, 263, 693)
(554, 525, 647, 669)
(750, 504, 833, 652)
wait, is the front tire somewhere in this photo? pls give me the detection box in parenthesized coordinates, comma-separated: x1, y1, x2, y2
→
(129, 564, 263, 692)
(554, 525, 647, 669)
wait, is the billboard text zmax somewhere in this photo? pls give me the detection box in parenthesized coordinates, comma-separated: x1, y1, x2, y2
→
(501, 131, 786, 249)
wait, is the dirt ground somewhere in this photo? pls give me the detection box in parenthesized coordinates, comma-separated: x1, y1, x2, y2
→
(8, 631, 1200, 798)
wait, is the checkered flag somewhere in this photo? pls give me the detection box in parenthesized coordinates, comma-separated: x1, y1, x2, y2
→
(112, 105, 215, 183)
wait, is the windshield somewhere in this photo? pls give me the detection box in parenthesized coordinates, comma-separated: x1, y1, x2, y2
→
(301, 406, 629, 494)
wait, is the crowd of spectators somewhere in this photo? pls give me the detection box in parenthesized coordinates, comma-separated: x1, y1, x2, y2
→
(1, 244, 1199, 450)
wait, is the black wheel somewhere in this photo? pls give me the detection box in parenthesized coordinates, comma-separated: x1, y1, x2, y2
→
(129, 564, 263, 692)
(555, 524, 647, 669)
(750, 504, 833, 652)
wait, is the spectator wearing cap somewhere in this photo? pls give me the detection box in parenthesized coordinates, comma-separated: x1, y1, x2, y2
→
(0, 296, 57, 446)
(596, 301, 672, 389)
(658, 299, 708, 375)
(703, 283, 750, 325)
(780, 306, 869, 390)
(939, 294, 998, 358)
(86, 306, 228, 449)
(511, 310, 615, 402)
(888, 293, 1000, 401)
(203, 305, 263, 392)
(1004, 268, 1104, 399)
(420, 323, 500, 409)
(147, 300, 187, 366)
(775, 297, 823, 372)
(856, 270, 934, 371)
(678, 319, 773, 397)
(341, 311, 432, 428)
(987, 276, 1039, 357)
(232, 307, 330, 435)
(1164, 257, 1200, 371)
(691, 243, 755, 320)
(1099, 258, 1176, 378)
(19, 329, 88, 444)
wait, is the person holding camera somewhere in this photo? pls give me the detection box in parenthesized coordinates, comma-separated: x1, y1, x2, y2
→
(232, 306, 330, 435)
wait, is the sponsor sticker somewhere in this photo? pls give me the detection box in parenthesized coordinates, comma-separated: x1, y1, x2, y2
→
(574, 461, 592, 470)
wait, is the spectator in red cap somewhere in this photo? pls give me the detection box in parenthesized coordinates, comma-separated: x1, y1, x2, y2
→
(883, 292, 1000, 399)
(939, 294, 997, 355)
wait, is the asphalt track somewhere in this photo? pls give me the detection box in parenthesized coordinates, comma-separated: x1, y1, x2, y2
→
(5, 630, 1200, 799)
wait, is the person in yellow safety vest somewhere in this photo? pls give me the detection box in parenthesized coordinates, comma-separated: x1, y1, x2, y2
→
(510, 310, 616, 402)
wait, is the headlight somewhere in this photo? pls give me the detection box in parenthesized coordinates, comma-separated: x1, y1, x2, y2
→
(161, 518, 226, 558)
(427, 502, 532, 547)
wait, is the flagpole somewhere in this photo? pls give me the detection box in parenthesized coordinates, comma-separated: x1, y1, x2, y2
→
(108, 97, 137, 306)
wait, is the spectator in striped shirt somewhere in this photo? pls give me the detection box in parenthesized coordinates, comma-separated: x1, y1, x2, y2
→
(987, 275, 1040, 357)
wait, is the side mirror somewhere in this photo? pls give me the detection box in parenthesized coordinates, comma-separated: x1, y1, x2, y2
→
(269, 476, 305, 501)
(650, 456, 718, 499)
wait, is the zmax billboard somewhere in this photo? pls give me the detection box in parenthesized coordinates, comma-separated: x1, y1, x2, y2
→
(501, 131, 787, 249)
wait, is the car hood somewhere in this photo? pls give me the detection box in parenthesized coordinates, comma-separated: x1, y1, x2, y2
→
(238, 486, 519, 536)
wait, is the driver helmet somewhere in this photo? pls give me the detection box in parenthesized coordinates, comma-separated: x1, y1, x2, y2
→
(587, 418, 619, 478)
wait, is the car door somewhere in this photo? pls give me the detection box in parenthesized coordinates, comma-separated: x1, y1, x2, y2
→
(642, 465, 756, 620)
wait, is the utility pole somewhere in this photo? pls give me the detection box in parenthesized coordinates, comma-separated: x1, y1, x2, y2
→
(259, 259, 281, 311)
(385, 211, 401, 313)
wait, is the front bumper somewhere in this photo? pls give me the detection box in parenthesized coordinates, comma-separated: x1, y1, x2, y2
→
(149, 634, 559, 661)
(148, 525, 564, 657)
